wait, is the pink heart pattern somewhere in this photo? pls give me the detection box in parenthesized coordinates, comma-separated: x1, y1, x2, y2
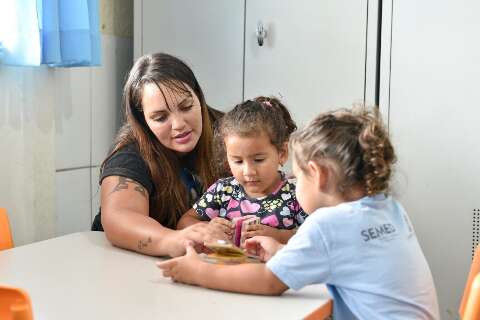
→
(194, 176, 305, 229)
(283, 217, 294, 227)
(240, 200, 261, 213)
(205, 208, 219, 219)
(227, 210, 241, 220)
(261, 215, 279, 227)
(227, 199, 239, 210)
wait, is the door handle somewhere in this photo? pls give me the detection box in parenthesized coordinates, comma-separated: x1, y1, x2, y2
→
(256, 21, 267, 46)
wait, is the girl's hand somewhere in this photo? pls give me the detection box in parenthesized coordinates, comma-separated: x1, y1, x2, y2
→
(244, 236, 283, 262)
(157, 241, 204, 285)
(241, 224, 295, 244)
(207, 217, 233, 240)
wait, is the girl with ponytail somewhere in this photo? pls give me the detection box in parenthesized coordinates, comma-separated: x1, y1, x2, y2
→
(177, 96, 307, 244)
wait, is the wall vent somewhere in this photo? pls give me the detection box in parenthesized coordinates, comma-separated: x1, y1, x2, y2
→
(473, 209, 480, 259)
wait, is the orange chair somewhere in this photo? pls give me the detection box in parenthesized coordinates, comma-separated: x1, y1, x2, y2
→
(0, 285, 33, 320)
(0, 208, 14, 250)
(304, 299, 333, 320)
(459, 245, 480, 320)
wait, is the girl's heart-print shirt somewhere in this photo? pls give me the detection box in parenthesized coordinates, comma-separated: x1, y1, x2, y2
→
(193, 172, 307, 229)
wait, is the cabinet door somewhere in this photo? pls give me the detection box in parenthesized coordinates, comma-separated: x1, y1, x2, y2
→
(244, 0, 372, 127)
(136, 0, 245, 111)
(380, 0, 480, 317)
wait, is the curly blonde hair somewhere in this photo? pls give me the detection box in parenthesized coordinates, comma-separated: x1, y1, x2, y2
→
(290, 105, 396, 196)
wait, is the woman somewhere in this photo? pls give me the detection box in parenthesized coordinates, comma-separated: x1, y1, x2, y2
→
(92, 53, 227, 257)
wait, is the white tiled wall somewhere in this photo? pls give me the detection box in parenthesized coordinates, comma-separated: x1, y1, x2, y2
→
(0, 66, 57, 245)
(91, 36, 132, 165)
(55, 168, 92, 236)
(55, 34, 132, 235)
(91, 166, 101, 223)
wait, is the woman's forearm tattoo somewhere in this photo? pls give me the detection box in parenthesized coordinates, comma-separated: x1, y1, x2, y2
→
(138, 236, 152, 251)
(109, 176, 147, 198)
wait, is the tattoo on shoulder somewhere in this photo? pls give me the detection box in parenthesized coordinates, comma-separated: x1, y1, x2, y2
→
(109, 176, 147, 198)
(138, 236, 152, 251)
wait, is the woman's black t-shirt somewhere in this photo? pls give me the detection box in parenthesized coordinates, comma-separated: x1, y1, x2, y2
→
(91, 143, 203, 231)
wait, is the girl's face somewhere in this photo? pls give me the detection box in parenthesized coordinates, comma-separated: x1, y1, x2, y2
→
(292, 155, 323, 214)
(225, 131, 287, 198)
(142, 82, 203, 154)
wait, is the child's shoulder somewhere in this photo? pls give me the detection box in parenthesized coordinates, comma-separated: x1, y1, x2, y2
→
(207, 176, 242, 194)
(276, 171, 298, 194)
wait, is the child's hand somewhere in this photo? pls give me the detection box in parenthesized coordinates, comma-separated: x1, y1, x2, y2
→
(157, 241, 204, 285)
(242, 224, 295, 243)
(207, 217, 233, 240)
(244, 236, 283, 262)
(242, 223, 278, 239)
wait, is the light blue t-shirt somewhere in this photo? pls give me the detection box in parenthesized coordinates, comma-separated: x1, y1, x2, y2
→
(267, 194, 439, 320)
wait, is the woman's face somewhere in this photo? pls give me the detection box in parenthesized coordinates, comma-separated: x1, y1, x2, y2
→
(141, 82, 203, 154)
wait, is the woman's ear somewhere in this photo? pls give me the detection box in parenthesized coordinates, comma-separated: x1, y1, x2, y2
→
(278, 142, 289, 166)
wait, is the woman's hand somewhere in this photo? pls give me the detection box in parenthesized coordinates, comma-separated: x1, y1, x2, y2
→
(168, 221, 231, 257)
(241, 224, 296, 244)
(157, 241, 205, 285)
(244, 236, 283, 262)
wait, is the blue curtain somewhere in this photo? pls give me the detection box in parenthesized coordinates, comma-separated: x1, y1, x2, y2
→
(0, 0, 101, 67)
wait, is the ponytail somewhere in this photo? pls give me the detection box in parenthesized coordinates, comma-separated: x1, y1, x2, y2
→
(358, 109, 396, 195)
(218, 96, 297, 150)
(290, 105, 396, 196)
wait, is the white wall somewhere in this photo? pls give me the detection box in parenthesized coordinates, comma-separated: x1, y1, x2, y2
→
(0, 67, 56, 245)
(380, 0, 480, 317)
(0, 0, 133, 245)
(55, 34, 132, 236)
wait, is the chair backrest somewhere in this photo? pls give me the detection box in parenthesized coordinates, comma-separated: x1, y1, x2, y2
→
(459, 245, 480, 319)
(463, 274, 480, 320)
(304, 299, 333, 320)
(0, 285, 33, 320)
(0, 208, 14, 250)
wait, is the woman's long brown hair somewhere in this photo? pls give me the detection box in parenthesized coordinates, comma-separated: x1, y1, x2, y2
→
(101, 53, 220, 228)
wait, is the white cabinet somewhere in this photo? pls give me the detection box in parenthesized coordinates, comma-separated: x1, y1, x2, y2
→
(135, 0, 376, 121)
(379, 0, 480, 317)
(135, 0, 245, 110)
(245, 0, 374, 127)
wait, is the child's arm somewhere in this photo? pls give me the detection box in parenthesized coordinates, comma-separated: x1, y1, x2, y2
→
(177, 208, 203, 229)
(244, 236, 285, 261)
(242, 224, 296, 244)
(177, 209, 232, 241)
(157, 242, 288, 295)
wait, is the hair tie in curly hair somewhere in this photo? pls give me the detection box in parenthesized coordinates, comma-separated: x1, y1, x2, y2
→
(262, 99, 272, 107)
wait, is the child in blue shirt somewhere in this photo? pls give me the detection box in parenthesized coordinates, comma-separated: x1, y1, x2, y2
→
(159, 107, 440, 319)
(177, 96, 307, 244)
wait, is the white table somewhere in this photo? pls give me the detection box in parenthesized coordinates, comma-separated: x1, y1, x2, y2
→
(0, 232, 330, 320)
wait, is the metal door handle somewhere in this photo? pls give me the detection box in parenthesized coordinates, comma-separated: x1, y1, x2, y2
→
(256, 21, 267, 46)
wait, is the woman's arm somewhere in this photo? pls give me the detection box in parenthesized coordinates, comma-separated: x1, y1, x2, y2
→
(101, 176, 205, 257)
(157, 243, 288, 295)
